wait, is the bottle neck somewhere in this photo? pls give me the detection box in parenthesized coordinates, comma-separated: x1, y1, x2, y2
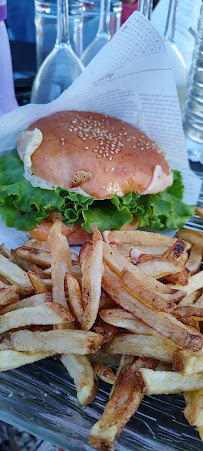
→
(56, 0, 69, 46)
(164, 0, 178, 42)
(138, 0, 153, 20)
(97, 0, 111, 37)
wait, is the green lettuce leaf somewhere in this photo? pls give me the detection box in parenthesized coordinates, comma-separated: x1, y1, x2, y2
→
(0, 150, 195, 232)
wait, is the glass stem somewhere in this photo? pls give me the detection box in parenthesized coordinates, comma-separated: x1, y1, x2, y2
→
(164, 0, 178, 42)
(56, 0, 70, 46)
(138, 0, 153, 20)
(97, 0, 111, 37)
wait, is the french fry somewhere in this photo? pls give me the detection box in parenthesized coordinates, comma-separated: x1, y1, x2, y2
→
(140, 368, 203, 394)
(173, 305, 203, 321)
(92, 363, 116, 384)
(65, 273, 83, 326)
(178, 290, 202, 307)
(89, 350, 121, 367)
(0, 329, 103, 355)
(167, 271, 203, 295)
(48, 221, 72, 309)
(28, 271, 48, 294)
(136, 259, 184, 279)
(102, 263, 203, 350)
(173, 349, 203, 375)
(176, 228, 203, 247)
(61, 354, 98, 406)
(103, 230, 189, 248)
(103, 333, 179, 362)
(0, 244, 16, 263)
(195, 207, 203, 220)
(1, 292, 52, 314)
(186, 244, 203, 275)
(13, 246, 51, 268)
(184, 389, 203, 426)
(100, 308, 158, 335)
(82, 226, 103, 331)
(129, 244, 169, 256)
(89, 355, 157, 450)
(103, 241, 184, 297)
(160, 267, 190, 286)
(0, 350, 53, 371)
(0, 302, 74, 333)
(0, 286, 19, 306)
(33, 264, 51, 279)
(162, 238, 186, 260)
(24, 239, 50, 251)
(0, 254, 33, 295)
(92, 319, 119, 344)
(121, 269, 175, 312)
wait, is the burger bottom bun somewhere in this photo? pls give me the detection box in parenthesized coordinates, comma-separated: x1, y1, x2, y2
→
(30, 217, 139, 245)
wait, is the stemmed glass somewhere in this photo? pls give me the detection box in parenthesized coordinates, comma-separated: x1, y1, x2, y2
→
(31, 0, 84, 104)
(81, 0, 111, 66)
(138, 0, 153, 20)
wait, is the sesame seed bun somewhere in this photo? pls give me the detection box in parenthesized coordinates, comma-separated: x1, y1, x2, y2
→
(20, 111, 172, 200)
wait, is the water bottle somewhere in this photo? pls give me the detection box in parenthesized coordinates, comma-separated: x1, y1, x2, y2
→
(0, 0, 18, 117)
(182, 1, 203, 163)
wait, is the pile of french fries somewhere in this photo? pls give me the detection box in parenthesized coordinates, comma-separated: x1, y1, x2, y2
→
(0, 214, 203, 450)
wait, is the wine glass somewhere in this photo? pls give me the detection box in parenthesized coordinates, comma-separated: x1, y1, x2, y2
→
(31, 0, 84, 104)
(163, 0, 187, 110)
(81, 0, 111, 67)
(138, 0, 153, 20)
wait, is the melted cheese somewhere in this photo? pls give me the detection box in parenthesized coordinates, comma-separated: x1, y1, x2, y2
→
(142, 165, 173, 195)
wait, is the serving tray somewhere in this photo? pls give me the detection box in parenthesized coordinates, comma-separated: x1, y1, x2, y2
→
(0, 172, 202, 451)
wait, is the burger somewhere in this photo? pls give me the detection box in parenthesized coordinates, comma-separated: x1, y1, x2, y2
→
(0, 111, 195, 244)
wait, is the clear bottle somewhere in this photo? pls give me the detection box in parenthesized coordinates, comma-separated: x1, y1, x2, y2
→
(182, 2, 203, 163)
(163, 0, 187, 110)
(0, 0, 18, 116)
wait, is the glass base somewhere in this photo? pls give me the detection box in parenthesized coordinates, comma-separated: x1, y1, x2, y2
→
(185, 136, 203, 164)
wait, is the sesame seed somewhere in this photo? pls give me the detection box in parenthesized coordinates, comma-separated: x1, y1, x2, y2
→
(85, 146, 89, 150)
(110, 167, 114, 172)
(109, 156, 113, 161)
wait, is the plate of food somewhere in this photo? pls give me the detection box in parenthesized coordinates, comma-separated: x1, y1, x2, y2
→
(0, 109, 202, 451)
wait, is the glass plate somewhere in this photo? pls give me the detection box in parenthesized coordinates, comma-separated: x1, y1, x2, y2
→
(0, 174, 202, 451)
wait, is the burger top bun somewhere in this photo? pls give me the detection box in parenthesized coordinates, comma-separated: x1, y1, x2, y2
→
(17, 111, 173, 200)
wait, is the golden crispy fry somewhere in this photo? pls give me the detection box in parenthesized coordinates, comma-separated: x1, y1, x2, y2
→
(0, 302, 74, 333)
(81, 226, 103, 330)
(0, 329, 103, 354)
(140, 368, 203, 394)
(0, 244, 16, 263)
(1, 292, 52, 314)
(92, 362, 116, 384)
(103, 333, 179, 362)
(13, 246, 51, 268)
(0, 254, 33, 295)
(89, 356, 157, 450)
(173, 305, 203, 321)
(173, 349, 203, 375)
(92, 318, 119, 344)
(102, 263, 203, 350)
(48, 221, 72, 309)
(186, 244, 203, 275)
(136, 259, 184, 279)
(184, 389, 203, 426)
(65, 273, 83, 326)
(33, 264, 51, 279)
(162, 238, 186, 261)
(24, 239, 50, 251)
(103, 241, 184, 296)
(160, 267, 190, 286)
(178, 290, 202, 307)
(176, 228, 203, 247)
(61, 354, 98, 405)
(167, 271, 203, 295)
(121, 269, 175, 312)
(0, 350, 53, 371)
(100, 308, 158, 335)
(103, 230, 188, 248)
(28, 271, 48, 294)
(195, 207, 203, 220)
(0, 286, 19, 307)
